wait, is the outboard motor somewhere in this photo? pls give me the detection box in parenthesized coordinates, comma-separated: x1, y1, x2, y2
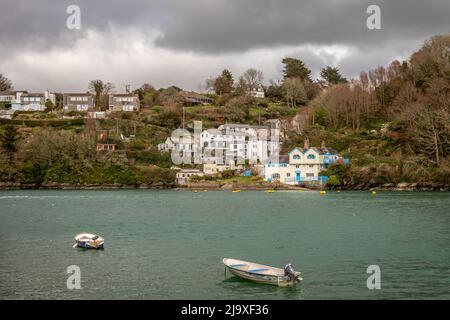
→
(284, 263, 298, 281)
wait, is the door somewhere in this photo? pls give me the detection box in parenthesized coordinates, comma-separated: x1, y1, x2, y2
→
(295, 171, 301, 182)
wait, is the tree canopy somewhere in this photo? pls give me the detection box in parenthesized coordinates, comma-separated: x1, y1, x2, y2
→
(88, 80, 115, 110)
(0, 73, 13, 91)
(320, 66, 348, 85)
(282, 58, 312, 82)
(213, 69, 234, 95)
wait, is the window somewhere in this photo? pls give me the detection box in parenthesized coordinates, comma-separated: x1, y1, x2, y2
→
(306, 173, 315, 177)
(272, 173, 280, 179)
(293, 155, 300, 160)
(308, 164, 314, 168)
(307, 154, 316, 159)
(296, 165, 300, 169)
(287, 173, 291, 177)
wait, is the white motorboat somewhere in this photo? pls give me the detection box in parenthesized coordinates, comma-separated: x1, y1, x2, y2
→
(73, 233, 104, 249)
(223, 258, 302, 287)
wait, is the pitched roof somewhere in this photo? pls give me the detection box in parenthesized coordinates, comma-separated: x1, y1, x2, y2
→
(288, 146, 339, 155)
(220, 123, 268, 130)
(22, 93, 45, 97)
(314, 147, 339, 155)
(179, 91, 213, 99)
(63, 93, 93, 96)
(111, 93, 139, 97)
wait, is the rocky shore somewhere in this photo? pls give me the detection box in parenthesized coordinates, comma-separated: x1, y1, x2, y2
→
(1, 181, 449, 191)
(0, 181, 308, 191)
(335, 182, 450, 191)
(182, 181, 309, 191)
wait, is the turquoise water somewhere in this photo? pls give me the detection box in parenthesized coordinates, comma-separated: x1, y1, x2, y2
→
(0, 190, 449, 299)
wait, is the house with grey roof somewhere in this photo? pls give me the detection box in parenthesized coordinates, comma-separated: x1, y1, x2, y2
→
(11, 91, 55, 112)
(63, 93, 95, 112)
(108, 93, 140, 112)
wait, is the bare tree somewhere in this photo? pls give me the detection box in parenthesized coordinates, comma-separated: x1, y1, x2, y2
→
(241, 68, 264, 91)
(283, 78, 307, 108)
(88, 80, 115, 110)
(0, 73, 13, 91)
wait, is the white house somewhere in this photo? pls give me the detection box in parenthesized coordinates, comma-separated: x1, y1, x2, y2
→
(264, 140, 343, 184)
(0, 91, 25, 104)
(200, 129, 247, 165)
(203, 163, 244, 175)
(12, 91, 55, 112)
(158, 120, 282, 174)
(263, 155, 291, 183)
(248, 87, 265, 98)
(158, 137, 175, 152)
(175, 169, 204, 185)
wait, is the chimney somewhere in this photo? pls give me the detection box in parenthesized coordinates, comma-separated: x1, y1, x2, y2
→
(304, 137, 310, 150)
(321, 140, 326, 148)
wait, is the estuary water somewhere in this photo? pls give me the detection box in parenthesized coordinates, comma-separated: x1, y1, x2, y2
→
(0, 190, 449, 299)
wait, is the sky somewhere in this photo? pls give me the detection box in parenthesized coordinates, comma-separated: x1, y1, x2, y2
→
(0, 0, 449, 93)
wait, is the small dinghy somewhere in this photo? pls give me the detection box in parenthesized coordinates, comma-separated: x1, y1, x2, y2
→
(73, 233, 104, 249)
(223, 258, 302, 287)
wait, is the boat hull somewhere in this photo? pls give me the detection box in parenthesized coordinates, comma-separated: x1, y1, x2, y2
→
(223, 258, 302, 287)
(75, 241, 104, 249)
(228, 268, 298, 287)
(74, 232, 105, 249)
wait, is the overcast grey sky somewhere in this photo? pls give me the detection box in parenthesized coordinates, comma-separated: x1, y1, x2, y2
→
(0, 0, 449, 92)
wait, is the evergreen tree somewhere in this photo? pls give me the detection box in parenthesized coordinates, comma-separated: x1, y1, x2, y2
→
(282, 58, 312, 81)
(320, 66, 348, 85)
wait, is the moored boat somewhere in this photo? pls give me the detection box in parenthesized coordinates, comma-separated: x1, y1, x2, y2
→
(74, 232, 104, 249)
(223, 258, 302, 287)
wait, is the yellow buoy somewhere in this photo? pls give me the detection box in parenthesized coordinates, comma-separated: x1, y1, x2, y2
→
(266, 190, 275, 193)
(371, 191, 377, 195)
(336, 190, 341, 193)
(232, 190, 241, 193)
(193, 190, 198, 193)
(320, 190, 327, 195)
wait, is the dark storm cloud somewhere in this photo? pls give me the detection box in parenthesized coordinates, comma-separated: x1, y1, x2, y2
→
(153, 0, 450, 53)
(1, 0, 449, 54)
(0, 0, 449, 91)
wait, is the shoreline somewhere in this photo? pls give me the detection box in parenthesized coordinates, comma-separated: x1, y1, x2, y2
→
(0, 182, 449, 191)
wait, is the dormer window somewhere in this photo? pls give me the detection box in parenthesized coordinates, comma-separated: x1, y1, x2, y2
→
(293, 155, 301, 160)
(307, 154, 316, 159)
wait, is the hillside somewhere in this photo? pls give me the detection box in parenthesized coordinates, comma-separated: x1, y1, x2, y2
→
(1, 34, 449, 189)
